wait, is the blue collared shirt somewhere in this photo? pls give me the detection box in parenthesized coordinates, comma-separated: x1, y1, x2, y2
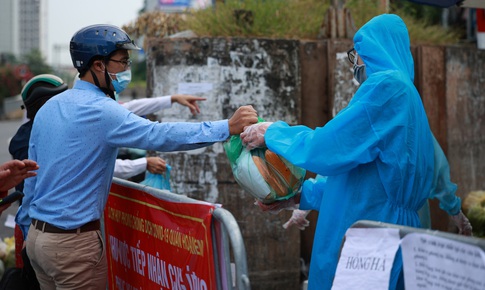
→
(17, 80, 229, 237)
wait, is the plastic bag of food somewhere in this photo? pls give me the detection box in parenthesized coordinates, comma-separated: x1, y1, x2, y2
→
(224, 134, 306, 204)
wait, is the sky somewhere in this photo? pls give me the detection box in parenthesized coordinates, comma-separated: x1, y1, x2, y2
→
(46, 0, 144, 67)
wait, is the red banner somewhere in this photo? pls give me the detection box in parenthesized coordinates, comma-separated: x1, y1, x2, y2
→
(477, 9, 485, 32)
(105, 183, 217, 290)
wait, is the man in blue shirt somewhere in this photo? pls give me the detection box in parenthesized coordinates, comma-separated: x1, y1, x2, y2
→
(18, 24, 258, 290)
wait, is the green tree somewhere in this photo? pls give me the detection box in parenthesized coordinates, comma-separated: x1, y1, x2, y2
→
(0, 53, 18, 66)
(131, 58, 147, 84)
(21, 49, 53, 76)
(391, 0, 442, 25)
(0, 65, 23, 117)
(0, 49, 52, 117)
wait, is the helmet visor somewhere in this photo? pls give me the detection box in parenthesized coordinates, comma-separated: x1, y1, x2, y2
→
(117, 40, 140, 51)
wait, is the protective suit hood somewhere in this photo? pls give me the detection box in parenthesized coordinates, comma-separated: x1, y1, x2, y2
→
(353, 14, 414, 81)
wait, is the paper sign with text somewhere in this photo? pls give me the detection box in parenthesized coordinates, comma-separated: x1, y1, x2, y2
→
(332, 228, 400, 290)
(105, 183, 216, 290)
(177, 82, 213, 95)
(401, 233, 485, 290)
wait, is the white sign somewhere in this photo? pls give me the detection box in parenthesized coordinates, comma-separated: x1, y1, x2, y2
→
(177, 82, 213, 95)
(462, 0, 485, 9)
(401, 233, 485, 290)
(4, 214, 16, 229)
(332, 228, 401, 290)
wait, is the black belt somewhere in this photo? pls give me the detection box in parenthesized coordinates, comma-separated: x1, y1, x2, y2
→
(32, 219, 100, 234)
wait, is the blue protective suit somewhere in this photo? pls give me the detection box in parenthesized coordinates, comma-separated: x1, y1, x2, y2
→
(264, 14, 434, 290)
(418, 135, 461, 228)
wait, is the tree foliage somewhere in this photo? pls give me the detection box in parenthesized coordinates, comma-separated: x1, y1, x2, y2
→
(123, 0, 461, 45)
(117, 0, 464, 87)
(0, 49, 53, 107)
(123, 11, 186, 50)
(0, 65, 24, 100)
(21, 49, 53, 76)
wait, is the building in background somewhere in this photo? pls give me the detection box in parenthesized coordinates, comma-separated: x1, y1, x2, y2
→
(0, 0, 47, 61)
(0, 0, 19, 59)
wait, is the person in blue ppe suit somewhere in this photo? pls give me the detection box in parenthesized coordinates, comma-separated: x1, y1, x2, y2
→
(242, 14, 436, 290)
(282, 68, 473, 235)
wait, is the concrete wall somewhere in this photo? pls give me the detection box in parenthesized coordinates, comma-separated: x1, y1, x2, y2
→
(445, 46, 485, 214)
(146, 37, 485, 288)
(415, 45, 485, 232)
(147, 37, 302, 290)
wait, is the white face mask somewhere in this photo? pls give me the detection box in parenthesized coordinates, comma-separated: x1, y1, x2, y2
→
(352, 52, 367, 84)
(353, 63, 367, 84)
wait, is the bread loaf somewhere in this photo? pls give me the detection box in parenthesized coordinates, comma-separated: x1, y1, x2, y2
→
(265, 150, 299, 190)
(252, 155, 287, 198)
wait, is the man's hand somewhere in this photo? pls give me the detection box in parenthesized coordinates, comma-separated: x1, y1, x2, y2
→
(0, 160, 39, 191)
(228, 105, 258, 135)
(171, 94, 207, 115)
(146, 157, 167, 175)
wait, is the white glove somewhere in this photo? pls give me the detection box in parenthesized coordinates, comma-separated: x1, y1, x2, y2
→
(240, 122, 273, 150)
(283, 209, 311, 230)
(450, 210, 473, 236)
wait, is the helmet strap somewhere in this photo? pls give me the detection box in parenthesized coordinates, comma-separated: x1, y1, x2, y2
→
(104, 69, 116, 100)
(90, 69, 115, 100)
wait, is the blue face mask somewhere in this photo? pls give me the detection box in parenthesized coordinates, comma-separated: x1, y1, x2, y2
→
(353, 63, 367, 84)
(108, 69, 132, 94)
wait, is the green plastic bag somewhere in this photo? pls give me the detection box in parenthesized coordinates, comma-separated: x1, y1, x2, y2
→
(223, 119, 306, 204)
(224, 117, 265, 164)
